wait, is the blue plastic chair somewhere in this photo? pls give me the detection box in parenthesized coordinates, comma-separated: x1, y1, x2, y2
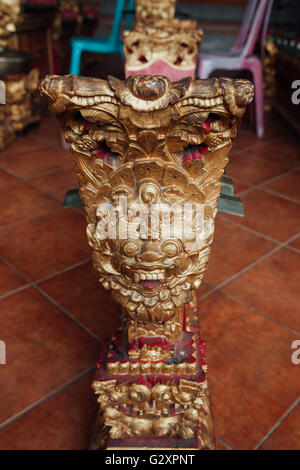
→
(69, 0, 135, 76)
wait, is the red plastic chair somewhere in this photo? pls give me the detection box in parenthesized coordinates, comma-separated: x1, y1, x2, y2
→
(197, 0, 273, 137)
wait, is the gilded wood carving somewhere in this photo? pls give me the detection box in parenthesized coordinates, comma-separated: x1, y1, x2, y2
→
(0, 0, 21, 48)
(40, 74, 253, 448)
(4, 69, 40, 131)
(123, 19, 203, 80)
(135, 0, 176, 25)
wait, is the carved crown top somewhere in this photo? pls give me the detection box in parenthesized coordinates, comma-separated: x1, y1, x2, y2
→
(135, 0, 176, 25)
(40, 74, 254, 117)
(109, 75, 192, 111)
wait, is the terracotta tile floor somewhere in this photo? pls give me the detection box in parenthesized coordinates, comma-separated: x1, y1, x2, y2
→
(0, 111, 299, 450)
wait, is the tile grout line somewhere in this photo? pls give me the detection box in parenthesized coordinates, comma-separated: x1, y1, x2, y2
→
(200, 244, 282, 302)
(0, 283, 31, 301)
(34, 283, 102, 343)
(0, 254, 90, 294)
(0, 366, 96, 431)
(0, 198, 85, 234)
(280, 231, 300, 246)
(199, 282, 300, 337)
(215, 289, 300, 336)
(0, 207, 65, 232)
(254, 397, 300, 450)
(261, 188, 300, 206)
(0, 160, 74, 182)
(198, 232, 300, 335)
(202, 230, 300, 296)
(0, 164, 72, 197)
(218, 214, 282, 245)
(286, 243, 300, 255)
(216, 436, 232, 450)
(213, 230, 300, 293)
(230, 134, 286, 156)
(0, 168, 84, 225)
(219, 174, 300, 242)
(25, 178, 73, 203)
(0, 254, 101, 342)
(0, 123, 66, 158)
(0, 255, 34, 285)
(228, 164, 300, 199)
(35, 257, 91, 284)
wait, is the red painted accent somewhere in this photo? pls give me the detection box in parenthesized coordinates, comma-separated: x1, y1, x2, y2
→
(129, 336, 174, 351)
(200, 118, 211, 132)
(182, 153, 192, 164)
(138, 279, 162, 289)
(199, 144, 208, 154)
(61, 9, 78, 21)
(126, 60, 196, 81)
(83, 8, 100, 20)
(183, 144, 208, 164)
(93, 148, 106, 159)
(83, 121, 91, 131)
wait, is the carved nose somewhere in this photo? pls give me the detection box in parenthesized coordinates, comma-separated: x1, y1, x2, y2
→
(136, 251, 163, 264)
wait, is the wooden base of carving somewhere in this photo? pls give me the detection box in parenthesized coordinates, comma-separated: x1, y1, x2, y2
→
(90, 298, 215, 450)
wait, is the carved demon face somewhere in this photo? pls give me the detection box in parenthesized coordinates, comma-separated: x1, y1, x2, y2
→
(88, 160, 215, 326)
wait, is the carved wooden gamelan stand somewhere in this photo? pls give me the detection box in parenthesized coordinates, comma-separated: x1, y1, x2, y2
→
(40, 74, 253, 450)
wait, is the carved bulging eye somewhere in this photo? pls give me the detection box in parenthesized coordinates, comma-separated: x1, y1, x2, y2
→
(161, 240, 180, 258)
(121, 240, 140, 257)
(162, 392, 171, 401)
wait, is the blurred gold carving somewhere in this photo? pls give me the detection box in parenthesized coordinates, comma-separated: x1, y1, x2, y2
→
(124, 19, 203, 75)
(53, 0, 81, 40)
(135, 0, 176, 25)
(263, 40, 278, 108)
(0, 0, 21, 48)
(0, 107, 15, 150)
(4, 68, 40, 131)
